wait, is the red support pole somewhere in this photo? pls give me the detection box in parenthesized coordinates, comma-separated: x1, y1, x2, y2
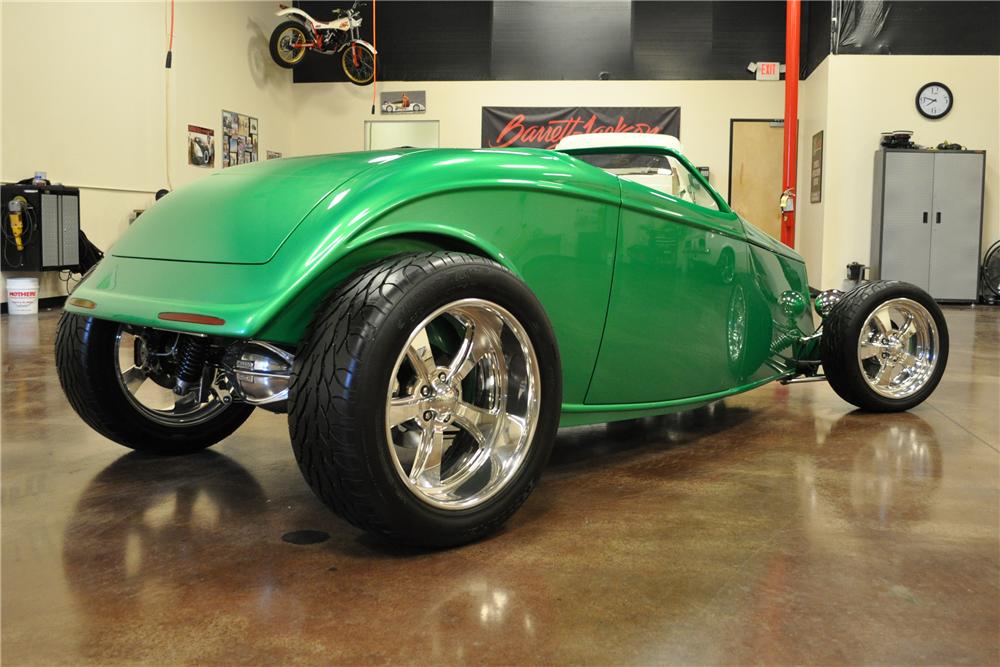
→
(781, 0, 801, 248)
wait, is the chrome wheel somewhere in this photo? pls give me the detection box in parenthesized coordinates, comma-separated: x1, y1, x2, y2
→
(114, 329, 228, 427)
(857, 298, 939, 399)
(385, 299, 541, 510)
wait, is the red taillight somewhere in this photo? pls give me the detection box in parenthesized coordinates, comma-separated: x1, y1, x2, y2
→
(68, 298, 97, 309)
(158, 312, 226, 326)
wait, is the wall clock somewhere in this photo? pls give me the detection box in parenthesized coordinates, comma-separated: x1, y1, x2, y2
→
(916, 82, 953, 119)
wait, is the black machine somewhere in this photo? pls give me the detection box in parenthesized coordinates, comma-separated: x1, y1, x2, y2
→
(880, 130, 918, 150)
(1, 182, 81, 272)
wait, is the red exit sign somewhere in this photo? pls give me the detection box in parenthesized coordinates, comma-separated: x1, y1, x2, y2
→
(756, 62, 780, 80)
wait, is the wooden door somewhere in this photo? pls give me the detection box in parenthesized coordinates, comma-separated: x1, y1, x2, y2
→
(729, 120, 784, 239)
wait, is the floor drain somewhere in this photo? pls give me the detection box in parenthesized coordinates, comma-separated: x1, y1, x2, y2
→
(282, 530, 330, 545)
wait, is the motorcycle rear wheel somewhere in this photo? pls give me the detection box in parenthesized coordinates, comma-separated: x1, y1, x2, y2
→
(270, 21, 308, 68)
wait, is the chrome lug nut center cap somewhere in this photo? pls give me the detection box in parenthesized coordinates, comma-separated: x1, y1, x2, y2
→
(428, 376, 459, 421)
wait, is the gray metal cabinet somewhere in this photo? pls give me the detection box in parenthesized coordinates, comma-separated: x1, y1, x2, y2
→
(871, 149, 984, 301)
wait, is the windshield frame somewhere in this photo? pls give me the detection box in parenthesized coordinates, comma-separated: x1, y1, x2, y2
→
(557, 145, 731, 214)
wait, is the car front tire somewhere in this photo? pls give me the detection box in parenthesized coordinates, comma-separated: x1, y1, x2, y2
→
(820, 281, 949, 412)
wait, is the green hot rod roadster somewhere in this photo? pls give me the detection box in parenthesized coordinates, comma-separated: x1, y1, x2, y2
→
(57, 133, 948, 546)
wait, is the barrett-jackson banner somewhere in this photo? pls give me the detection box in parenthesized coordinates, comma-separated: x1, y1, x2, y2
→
(481, 107, 680, 149)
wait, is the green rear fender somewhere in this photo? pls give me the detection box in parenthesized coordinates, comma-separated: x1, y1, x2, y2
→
(253, 233, 513, 344)
(256, 149, 622, 403)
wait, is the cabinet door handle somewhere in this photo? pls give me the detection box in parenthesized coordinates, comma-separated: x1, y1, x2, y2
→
(922, 212, 928, 224)
(935, 212, 941, 224)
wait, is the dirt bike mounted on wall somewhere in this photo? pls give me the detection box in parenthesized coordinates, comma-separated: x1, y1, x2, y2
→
(269, 1, 377, 85)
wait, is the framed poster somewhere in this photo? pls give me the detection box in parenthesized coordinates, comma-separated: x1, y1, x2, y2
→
(187, 125, 214, 168)
(381, 90, 427, 114)
(810, 131, 823, 204)
(222, 110, 258, 168)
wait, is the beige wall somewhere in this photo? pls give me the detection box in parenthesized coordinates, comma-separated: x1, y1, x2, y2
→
(293, 79, 787, 204)
(1, 1, 295, 299)
(794, 57, 829, 278)
(796, 55, 1000, 288)
(3, 4, 998, 301)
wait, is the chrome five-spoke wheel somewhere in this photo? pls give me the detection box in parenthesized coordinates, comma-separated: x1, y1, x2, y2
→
(821, 280, 948, 412)
(56, 314, 254, 454)
(857, 298, 939, 399)
(289, 252, 560, 546)
(385, 299, 541, 510)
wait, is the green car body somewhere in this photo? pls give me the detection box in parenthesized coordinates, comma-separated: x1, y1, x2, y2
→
(66, 144, 817, 426)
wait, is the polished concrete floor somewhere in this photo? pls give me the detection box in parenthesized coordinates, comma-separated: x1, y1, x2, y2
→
(2, 307, 998, 666)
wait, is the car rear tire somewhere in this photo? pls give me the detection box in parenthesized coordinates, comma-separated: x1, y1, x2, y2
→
(55, 313, 254, 455)
(820, 281, 948, 412)
(288, 252, 562, 548)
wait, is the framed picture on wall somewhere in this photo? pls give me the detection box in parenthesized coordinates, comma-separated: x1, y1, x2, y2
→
(810, 131, 823, 204)
(381, 90, 427, 114)
(187, 125, 214, 168)
(222, 109, 258, 168)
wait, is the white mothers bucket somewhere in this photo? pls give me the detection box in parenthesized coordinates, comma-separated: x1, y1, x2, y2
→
(6, 277, 39, 315)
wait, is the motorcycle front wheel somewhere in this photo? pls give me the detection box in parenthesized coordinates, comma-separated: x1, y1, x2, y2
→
(341, 42, 376, 85)
(269, 21, 308, 68)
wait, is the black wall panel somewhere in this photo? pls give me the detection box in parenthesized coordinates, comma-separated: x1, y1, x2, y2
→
(289, 0, 1000, 84)
(631, 1, 712, 80)
(491, 1, 632, 80)
(630, 2, 788, 80)
(294, 0, 788, 82)
(802, 0, 831, 78)
(293, 1, 493, 82)
(832, 1, 1000, 56)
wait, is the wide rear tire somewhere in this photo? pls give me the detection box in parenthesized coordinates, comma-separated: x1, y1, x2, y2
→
(288, 252, 562, 548)
(55, 313, 254, 455)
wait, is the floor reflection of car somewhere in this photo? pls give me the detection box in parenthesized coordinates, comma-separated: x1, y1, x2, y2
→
(800, 411, 942, 527)
(62, 452, 271, 661)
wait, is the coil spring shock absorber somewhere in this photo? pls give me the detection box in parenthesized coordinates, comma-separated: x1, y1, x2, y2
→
(174, 337, 209, 395)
